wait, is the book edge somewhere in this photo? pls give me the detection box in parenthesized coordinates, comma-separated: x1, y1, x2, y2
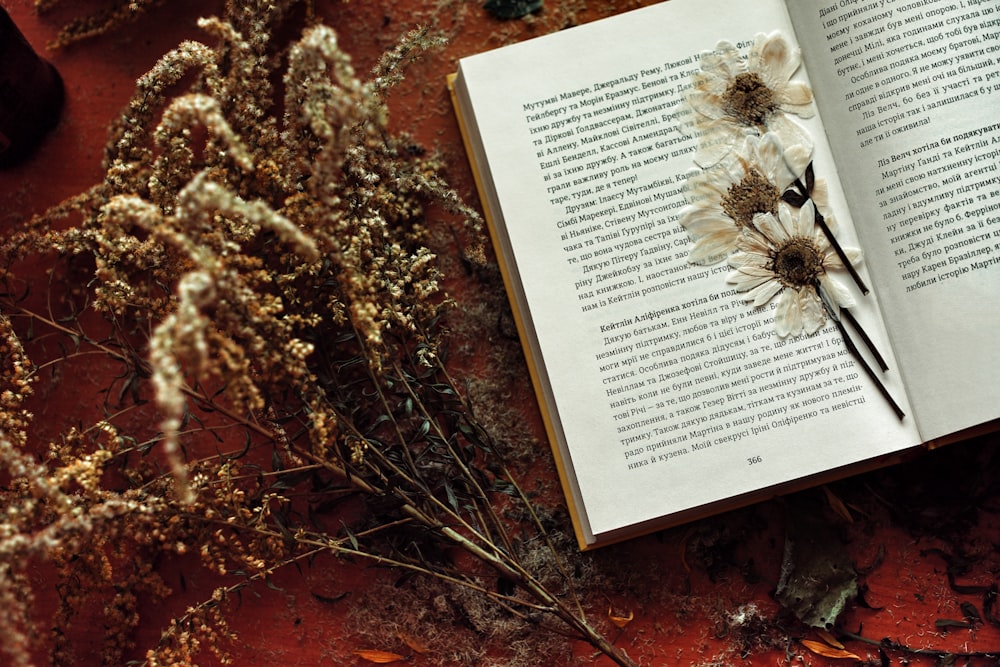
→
(447, 71, 596, 550)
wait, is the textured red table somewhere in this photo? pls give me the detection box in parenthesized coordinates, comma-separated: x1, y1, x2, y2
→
(2, 1, 998, 665)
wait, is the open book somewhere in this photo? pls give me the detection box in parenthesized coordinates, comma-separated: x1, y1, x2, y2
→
(449, 0, 1000, 549)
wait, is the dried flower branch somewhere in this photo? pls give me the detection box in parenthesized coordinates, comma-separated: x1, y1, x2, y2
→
(35, 0, 171, 48)
(1, 3, 631, 666)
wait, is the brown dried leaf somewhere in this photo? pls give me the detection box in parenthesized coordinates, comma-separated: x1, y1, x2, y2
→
(814, 627, 845, 649)
(353, 649, 407, 663)
(822, 485, 854, 523)
(801, 639, 861, 660)
(396, 630, 430, 654)
(608, 606, 634, 629)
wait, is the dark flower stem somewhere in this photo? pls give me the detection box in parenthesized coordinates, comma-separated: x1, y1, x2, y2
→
(814, 207, 869, 295)
(786, 165, 897, 412)
(787, 164, 869, 295)
(840, 307, 888, 372)
(832, 315, 904, 420)
(816, 283, 904, 420)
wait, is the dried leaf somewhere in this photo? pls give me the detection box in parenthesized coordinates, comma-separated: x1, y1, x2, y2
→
(814, 627, 845, 649)
(775, 500, 858, 628)
(822, 485, 854, 523)
(801, 639, 861, 660)
(353, 649, 407, 663)
(984, 584, 1000, 627)
(608, 606, 634, 629)
(396, 631, 430, 654)
(310, 590, 348, 605)
(934, 618, 972, 631)
(960, 601, 982, 624)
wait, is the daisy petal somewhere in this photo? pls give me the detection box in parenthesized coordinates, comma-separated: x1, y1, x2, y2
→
(800, 288, 826, 334)
(794, 200, 815, 238)
(727, 261, 772, 280)
(691, 71, 729, 98)
(727, 251, 751, 269)
(703, 118, 753, 156)
(784, 145, 812, 181)
(781, 81, 814, 110)
(701, 41, 743, 79)
(674, 100, 699, 137)
(729, 249, 771, 269)
(754, 32, 800, 85)
(755, 133, 793, 186)
(774, 287, 800, 337)
(738, 228, 772, 257)
(748, 279, 783, 307)
(727, 265, 773, 291)
(689, 232, 738, 264)
(775, 205, 801, 240)
(751, 211, 784, 243)
(767, 114, 813, 173)
(819, 274, 856, 309)
(687, 90, 728, 121)
(680, 204, 738, 232)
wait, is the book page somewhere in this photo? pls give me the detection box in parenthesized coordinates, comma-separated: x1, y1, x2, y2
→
(455, 0, 919, 544)
(785, 0, 1000, 440)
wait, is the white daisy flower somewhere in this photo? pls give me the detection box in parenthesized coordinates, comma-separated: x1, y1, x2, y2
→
(726, 200, 859, 338)
(682, 31, 815, 171)
(679, 133, 797, 265)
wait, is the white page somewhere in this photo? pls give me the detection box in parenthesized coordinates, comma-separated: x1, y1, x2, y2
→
(457, 0, 919, 543)
(785, 0, 1000, 440)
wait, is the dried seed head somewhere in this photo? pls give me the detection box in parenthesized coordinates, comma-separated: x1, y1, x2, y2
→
(769, 237, 824, 288)
(721, 168, 781, 229)
(723, 72, 777, 128)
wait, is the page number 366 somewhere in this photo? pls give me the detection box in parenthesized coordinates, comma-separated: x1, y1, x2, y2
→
(747, 456, 762, 465)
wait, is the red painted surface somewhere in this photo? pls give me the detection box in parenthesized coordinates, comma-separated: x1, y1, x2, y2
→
(1, 1, 998, 665)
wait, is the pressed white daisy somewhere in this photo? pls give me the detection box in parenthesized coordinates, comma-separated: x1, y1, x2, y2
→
(726, 200, 859, 338)
(680, 133, 825, 265)
(682, 31, 814, 171)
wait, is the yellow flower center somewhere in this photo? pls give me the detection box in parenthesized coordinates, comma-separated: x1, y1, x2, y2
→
(723, 72, 777, 127)
(770, 237, 824, 288)
(721, 168, 780, 229)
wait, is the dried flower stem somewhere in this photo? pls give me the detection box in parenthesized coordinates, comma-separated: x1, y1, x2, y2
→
(816, 285, 904, 420)
(787, 171, 870, 295)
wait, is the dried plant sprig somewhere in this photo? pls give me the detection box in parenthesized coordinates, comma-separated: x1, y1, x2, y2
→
(0, 4, 626, 667)
(0, 426, 170, 667)
(0, 314, 33, 449)
(36, 0, 170, 48)
(36, 0, 318, 49)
